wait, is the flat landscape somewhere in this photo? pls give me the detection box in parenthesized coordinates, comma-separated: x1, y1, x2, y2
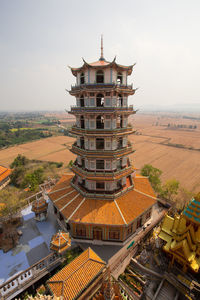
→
(0, 112, 199, 195)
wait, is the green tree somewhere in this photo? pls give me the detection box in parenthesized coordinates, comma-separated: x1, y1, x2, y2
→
(141, 164, 162, 193)
(160, 179, 180, 201)
(10, 154, 29, 168)
(22, 167, 44, 191)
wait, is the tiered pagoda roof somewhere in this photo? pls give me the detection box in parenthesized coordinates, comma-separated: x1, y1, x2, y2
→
(32, 197, 48, 214)
(183, 193, 200, 224)
(48, 174, 156, 226)
(159, 193, 200, 273)
(69, 57, 135, 76)
(50, 230, 71, 254)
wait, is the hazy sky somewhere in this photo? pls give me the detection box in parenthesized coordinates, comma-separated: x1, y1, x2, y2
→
(0, 0, 200, 111)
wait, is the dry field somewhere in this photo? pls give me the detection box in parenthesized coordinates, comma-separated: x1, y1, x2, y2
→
(0, 112, 199, 195)
(0, 136, 75, 168)
(129, 113, 200, 194)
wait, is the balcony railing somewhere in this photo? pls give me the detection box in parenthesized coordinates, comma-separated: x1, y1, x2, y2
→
(69, 125, 134, 135)
(71, 142, 133, 156)
(69, 105, 135, 113)
(71, 163, 134, 178)
(70, 83, 133, 91)
(71, 180, 134, 200)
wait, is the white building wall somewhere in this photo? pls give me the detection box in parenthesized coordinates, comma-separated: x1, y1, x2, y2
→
(105, 138, 111, 150)
(122, 156, 127, 167)
(89, 138, 95, 150)
(89, 119, 96, 129)
(90, 69, 96, 83)
(112, 139, 117, 150)
(104, 69, 110, 83)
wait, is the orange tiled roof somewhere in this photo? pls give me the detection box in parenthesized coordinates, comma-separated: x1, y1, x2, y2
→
(48, 174, 156, 226)
(47, 248, 106, 299)
(0, 165, 12, 183)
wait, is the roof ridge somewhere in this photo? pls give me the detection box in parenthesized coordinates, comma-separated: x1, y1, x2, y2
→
(88, 247, 106, 264)
(134, 188, 157, 200)
(114, 199, 127, 224)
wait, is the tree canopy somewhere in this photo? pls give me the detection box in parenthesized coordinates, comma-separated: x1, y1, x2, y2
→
(141, 164, 162, 193)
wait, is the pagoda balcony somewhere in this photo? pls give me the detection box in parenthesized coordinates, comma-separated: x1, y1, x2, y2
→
(69, 105, 135, 115)
(70, 83, 133, 91)
(69, 125, 135, 136)
(71, 163, 135, 180)
(70, 142, 135, 158)
(71, 179, 134, 200)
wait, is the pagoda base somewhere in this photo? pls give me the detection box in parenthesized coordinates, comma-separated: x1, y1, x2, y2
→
(48, 174, 157, 244)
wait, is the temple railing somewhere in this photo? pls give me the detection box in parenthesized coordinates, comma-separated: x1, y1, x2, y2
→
(70, 83, 133, 90)
(69, 105, 135, 113)
(0, 252, 61, 300)
(71, 164, 134, 179)
(69, 125, 134, 136)
(71, 142, 134, 157)
(71, 180, 134, 200)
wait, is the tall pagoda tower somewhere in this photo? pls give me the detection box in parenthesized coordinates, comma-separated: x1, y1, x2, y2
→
(49, 39, 156, 244)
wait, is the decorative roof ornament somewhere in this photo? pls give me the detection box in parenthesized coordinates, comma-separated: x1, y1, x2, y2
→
(100, 34, 105, 61)
(50, 230, 71, 254)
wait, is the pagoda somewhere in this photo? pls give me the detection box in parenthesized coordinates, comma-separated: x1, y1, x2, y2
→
(50, 230, 71, 254)
(48, 38, 156, 244)
(159, 192, 200, 273)
(31, 196, 48, 221)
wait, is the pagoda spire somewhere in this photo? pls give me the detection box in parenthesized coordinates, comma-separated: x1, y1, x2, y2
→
(100, 34, 105, 61)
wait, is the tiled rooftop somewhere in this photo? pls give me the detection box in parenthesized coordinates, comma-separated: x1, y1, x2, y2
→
(49, 174, 156, 226)
(0, 165, 11, 183)
(47, 247, 106, 299)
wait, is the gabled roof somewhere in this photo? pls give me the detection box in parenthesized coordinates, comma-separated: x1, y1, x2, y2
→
(47, 247, 106, 299)
(0, 165, 12, 183)
(69, 57, 135, 76)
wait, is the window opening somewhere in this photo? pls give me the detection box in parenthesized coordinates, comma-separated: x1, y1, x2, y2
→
(96, 70, 104, 83)
(80, 72, 85, 84)
(96, 138, 104, 150)
(96, 115, 104, 129)
(96, 93, 104, 107)
(80, 95, 84, 107)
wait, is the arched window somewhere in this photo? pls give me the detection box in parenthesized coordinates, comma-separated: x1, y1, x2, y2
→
(96, 93, 104, 107)
(96, 70, 104, 83)
(80, 115, 85, 129)
(117, 72, 123, 84)
(96, 115, 104, 129)
(80, 95, 84, 107)
(80, 72, 85, 84)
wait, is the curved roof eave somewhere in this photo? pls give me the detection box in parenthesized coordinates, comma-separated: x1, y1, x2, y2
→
(68, 59, 136, 76)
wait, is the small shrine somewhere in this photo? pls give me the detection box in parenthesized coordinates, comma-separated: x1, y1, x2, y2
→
(159, 192, 200, 273)
(50, 230, 71, 254)
(31, 196, 48, 221)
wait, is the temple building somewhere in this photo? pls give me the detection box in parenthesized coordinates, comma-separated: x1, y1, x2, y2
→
(48, 39, 157, 244)
(159, 193, 200, 273)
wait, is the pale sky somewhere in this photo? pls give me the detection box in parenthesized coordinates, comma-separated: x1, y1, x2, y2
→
(0, 0, 200, 112)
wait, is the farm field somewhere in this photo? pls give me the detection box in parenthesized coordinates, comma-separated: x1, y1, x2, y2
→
(0, 135, 75, 167)
(0, 112, 199, 194)
(130, 113, 200, 194)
